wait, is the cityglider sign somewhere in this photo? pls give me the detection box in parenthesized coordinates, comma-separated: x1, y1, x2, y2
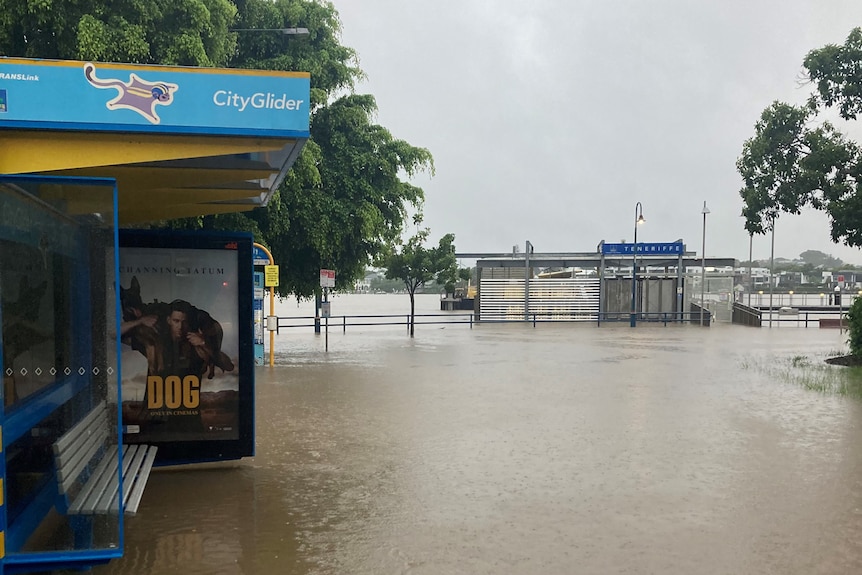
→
(601, 242, 684, 255)
(0, 58, 310, 138)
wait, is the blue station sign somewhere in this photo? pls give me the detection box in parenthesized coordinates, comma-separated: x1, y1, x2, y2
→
(253, 245, 271, 266)
(601, 241, 684, 255)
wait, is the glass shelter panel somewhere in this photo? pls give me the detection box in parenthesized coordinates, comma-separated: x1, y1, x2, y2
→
(0, 177, 122, 566)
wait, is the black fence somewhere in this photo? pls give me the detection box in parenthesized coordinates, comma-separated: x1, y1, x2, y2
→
(272, 310, 722, 333)
(731, 302, 850, 327)
(273, 313, 474, 334)
(271, 306, 850, 333)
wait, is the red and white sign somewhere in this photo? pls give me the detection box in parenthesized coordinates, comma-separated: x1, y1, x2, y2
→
(320, 268, 336, 288)
(837, 275, 845, 283)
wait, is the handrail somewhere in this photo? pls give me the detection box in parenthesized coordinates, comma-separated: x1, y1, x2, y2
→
(272, 310, 732, 332)
(732, 302, 761, 327)
(275, 313, 475, 334)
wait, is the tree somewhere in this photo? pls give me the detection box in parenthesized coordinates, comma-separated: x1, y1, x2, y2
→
(440, 266, 473, 295)
(155, 1, 434, 299)
(1, 0, 435, 300)
(381, 230, 461, 337)
(799, 250, 843, 269)
(368, 275, 407, 293)
(188, 0, 434, 299)
(0, 0, 238, 66)
(846, 296, 862, 356)
(260, 94, 432, 297)
(738, 28, 862, 247)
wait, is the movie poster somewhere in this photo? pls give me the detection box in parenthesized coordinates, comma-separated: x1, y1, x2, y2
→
(116, 233, 253, 460)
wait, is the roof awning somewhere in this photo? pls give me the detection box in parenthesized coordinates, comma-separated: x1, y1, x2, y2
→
(0, 58, 310, 224)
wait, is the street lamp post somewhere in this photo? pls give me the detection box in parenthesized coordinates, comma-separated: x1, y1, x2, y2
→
(630, 202, 645, 327)
(524, 240, 533, 322)
(836, 285, 843, 333)
(701, 201, 710, 325)
(747, 233, 753, 306)
(769, 216, 775, 328)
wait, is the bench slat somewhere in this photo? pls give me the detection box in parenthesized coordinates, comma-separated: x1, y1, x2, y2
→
(53, 403, 107, 455)
(111, 445, 148, 512)
(56, 402, 157, 515)
(91, 445, 144, 514)
(68, 445, 119, 514)
(55, 408, 110, 493)
(120, 445, 158, 515)
(56, 426, 109, 491)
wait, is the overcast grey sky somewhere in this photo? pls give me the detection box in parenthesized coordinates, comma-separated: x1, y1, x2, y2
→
(332, 1, 862, 265)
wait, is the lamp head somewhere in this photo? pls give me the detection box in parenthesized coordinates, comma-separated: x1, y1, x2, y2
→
(230, 27, 310, 36)
(702, 201, 710, 215)
(636, 214, 645, 225)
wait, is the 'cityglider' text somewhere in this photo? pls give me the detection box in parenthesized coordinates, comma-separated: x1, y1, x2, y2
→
(213, 90, 304, 112)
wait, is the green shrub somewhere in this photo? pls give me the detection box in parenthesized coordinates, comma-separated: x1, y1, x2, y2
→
(847, 297, 862, 356)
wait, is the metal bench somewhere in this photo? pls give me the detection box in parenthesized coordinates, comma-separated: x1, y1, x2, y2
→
(53, 402, 157, 515)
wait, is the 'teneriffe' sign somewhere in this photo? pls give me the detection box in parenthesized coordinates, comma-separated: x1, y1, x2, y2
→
(601, 242, 684, 255)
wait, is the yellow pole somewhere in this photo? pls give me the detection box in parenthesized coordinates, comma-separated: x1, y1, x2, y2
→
(253, 242, 276, 367)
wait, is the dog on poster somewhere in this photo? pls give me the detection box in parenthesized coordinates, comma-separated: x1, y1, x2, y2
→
(120, 276, 234, 379)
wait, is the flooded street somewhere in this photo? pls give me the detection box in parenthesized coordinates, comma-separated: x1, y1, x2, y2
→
(98, 296, 862, 574)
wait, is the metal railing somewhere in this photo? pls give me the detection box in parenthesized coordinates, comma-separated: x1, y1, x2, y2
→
(596, 311, 710, 326)
(732, 302, 761, 327)
(756, 307, 847, 327)
(729, 301, 852, 327)
(272, 310, 720, 333)
(272, 306, 851, 333)
(273, 313, 475, 334)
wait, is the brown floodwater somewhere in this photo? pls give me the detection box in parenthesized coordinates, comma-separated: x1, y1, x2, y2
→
(95, 317, 862, 574)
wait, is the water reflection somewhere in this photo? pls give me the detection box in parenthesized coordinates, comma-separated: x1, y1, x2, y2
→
(97, 322, 862, 574)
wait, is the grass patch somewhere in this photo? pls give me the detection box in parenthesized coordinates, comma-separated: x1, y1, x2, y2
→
(741, 352, 862, 399)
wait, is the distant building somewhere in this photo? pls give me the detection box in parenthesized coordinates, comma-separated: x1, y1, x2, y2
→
(777, 271, 807, 286)
(833, 270, 860, 288)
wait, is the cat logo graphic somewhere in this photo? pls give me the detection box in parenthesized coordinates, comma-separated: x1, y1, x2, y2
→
(84, 62, 178, 124)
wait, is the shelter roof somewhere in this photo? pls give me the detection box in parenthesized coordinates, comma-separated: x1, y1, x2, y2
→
(0, 58, 310, 224)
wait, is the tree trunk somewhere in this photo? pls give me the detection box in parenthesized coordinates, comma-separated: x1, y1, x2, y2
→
(409, 289, 415, 337)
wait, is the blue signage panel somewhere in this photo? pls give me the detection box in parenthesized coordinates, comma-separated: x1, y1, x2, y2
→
(253, 245, 270, 266)
(0, 58, 309, 138)
(601, 242, 684, 255)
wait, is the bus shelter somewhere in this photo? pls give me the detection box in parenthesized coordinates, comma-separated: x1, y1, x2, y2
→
(0, 57, 309, 572)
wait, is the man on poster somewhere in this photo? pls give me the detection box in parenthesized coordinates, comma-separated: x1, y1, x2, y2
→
(122, 295, 232, 438)
(139, 299, 211, 435)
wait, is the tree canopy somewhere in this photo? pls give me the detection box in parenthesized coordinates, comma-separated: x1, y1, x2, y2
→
(0, 0, 435, 299)
(0, 0, 238, 66)
(738, 28, 862, 247)
(380, 230, 463, 337)
(799, 249, 844, 269)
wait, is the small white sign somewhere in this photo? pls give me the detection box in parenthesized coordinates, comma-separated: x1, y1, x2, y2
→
(320, 268, 336, 288)
(254, 287, 265, 300)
